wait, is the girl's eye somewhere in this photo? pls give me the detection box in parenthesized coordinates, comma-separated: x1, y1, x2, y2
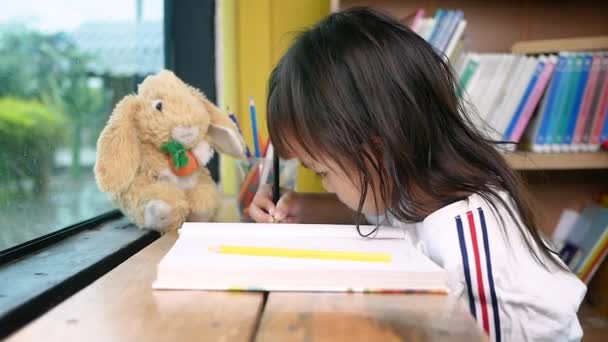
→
(315, 171, 327, 178)
(152, 100, 163, 112)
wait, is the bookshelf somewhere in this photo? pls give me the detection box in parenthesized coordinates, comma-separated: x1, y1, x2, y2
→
(512, 35, 608, 54)
(505, 36, 608, 238)
(506, 37, 608, 171)
(337, 0, 608, 232)
(505, 152, 608, 170)
(337, 0, 608, 330)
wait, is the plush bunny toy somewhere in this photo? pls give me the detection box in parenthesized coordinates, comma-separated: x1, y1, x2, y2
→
(95, 70, 246, 232)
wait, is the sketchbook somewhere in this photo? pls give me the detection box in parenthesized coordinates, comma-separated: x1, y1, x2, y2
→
(153, 222, 448, 293)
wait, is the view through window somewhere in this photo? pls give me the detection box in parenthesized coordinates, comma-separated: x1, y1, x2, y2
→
(0, 0, 164, 251)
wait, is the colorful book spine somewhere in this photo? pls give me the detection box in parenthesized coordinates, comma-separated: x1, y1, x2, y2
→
(563, 54, 593, 151)
(560, 242, 580, 267)
(498, 58, 538, 140)
(582, 54, 608, 150)
(552, 54, 580, 151)
(409, 8, 425, 32)
(510, 56, 557, 143)
(437, 10, 463, 53)
(457, 54, 479, 98)
(488, 56, 525, 136)
(573, 53, 603, 150)
(433, 10, 453, 50)
(590, 55, 608, 150)
(418, 18, 436, 40)
(559, 207, 599, 271)
(477, 55, 510, 126)
(504, 58, 544, 141)
(547, 54, 574, 150)
(535, 55, 567, 152)
(578, 228, 608, 284)
(427, 9, 446, 48)
(601, 105, 608, 146)
(526, 80, 551, 152)
(445, 20, 467, 62)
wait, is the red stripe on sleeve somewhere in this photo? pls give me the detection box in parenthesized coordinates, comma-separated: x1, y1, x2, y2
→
(467, 210, 490, 334)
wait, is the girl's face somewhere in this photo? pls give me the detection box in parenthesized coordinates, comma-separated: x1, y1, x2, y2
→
(291, 144, 386, 216)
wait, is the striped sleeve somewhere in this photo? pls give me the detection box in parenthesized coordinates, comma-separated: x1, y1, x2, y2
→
(455, 208, 501, 342)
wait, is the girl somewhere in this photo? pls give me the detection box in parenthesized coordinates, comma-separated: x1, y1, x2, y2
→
(250, 8, 585, 342)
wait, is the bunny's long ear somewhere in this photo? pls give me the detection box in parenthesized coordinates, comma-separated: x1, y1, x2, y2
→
(188, 86, 246, 158)
(95, 95, 142, 193)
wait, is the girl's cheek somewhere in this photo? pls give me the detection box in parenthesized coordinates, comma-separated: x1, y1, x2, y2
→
(336, 191, 358, 212)
(322, 177, 334, 193)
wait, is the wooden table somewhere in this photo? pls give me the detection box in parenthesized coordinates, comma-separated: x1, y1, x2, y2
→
(7, 203, 486, 341)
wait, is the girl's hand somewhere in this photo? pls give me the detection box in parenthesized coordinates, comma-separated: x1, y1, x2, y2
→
(249, 185, 301, 223)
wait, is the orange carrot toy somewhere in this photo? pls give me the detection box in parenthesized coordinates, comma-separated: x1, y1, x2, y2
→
(161, 140, 199, 177)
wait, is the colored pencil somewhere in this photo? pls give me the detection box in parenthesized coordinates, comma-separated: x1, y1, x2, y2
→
(209, 245, 392, 263)
(273, 152, 280, 204)
(227, 109, 252, 158)
(249, 98, 261, 157)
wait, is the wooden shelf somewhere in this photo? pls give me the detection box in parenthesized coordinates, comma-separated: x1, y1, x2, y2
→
(511, 35, 608, 54)
(579, 301, 608, 342)
(504, 152, 608, 170)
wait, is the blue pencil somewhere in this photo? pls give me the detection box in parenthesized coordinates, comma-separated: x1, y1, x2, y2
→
(228, 109, 252, 158)
(249, 98, 261, 157)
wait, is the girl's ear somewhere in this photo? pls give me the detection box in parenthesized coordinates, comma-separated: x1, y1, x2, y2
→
(95, 95, 142, 193)
(371, 136, 383, 150)
(370, 136, 384, 158)
(188, 86, 246, 158)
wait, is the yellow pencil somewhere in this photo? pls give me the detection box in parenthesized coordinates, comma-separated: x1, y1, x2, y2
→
(208, 245, 392, 263)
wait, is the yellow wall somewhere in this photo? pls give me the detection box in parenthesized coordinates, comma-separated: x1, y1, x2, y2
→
(236, 0, 272, 144)
(230, 0, 330, 193)
(270, 1, 331, 61)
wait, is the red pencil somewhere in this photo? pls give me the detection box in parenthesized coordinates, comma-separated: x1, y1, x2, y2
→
(261, 137, 270, 157)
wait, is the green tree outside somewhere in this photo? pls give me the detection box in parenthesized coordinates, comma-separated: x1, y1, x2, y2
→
(0, 24, 110, 184)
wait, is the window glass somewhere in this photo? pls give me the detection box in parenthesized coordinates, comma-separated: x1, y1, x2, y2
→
(0, 0, 164, 251)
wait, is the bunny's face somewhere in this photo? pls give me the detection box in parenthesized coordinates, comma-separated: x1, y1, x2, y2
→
(133, 71, 212, 149)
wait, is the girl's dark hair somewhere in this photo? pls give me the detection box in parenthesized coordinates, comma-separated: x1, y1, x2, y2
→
(267, 7, 560, 268)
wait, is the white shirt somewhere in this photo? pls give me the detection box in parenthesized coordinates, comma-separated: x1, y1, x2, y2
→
(368, 192, 586, 342)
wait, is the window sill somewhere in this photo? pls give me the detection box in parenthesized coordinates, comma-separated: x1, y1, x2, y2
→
(0, 216, 159, 338)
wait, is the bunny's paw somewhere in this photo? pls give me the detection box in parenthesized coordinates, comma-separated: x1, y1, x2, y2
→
(143, 199, 173, 231)
(192, 140, 215, 166)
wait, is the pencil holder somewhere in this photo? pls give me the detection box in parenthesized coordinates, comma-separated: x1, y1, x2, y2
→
(235, 158, 298, 221)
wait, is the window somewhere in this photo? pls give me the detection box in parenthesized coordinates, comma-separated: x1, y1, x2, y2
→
(0, 0, 164, 252)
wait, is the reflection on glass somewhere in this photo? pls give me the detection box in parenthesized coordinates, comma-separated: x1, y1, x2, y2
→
(0, 0, 164, 251)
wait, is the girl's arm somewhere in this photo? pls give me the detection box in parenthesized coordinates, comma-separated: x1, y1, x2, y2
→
(289, 192, 364, 224)
(249, 186, 364, 224)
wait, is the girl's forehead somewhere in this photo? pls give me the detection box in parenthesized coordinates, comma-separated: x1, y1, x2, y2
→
(279, 134, 338, 170)
(285, 141, 325, 169)
(288, 143, 314, 166)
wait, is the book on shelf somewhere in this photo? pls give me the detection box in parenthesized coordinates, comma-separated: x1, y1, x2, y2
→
(456, 50, 608, 152)
(509, 56, 556, 143)
(527, 53, 608, 152)
(408, 8, 425, 32)
(410, 8, 467, 64)
(153, 222, 448, 293)
(554, 205, 608, 284)
(410, 9, 608, 153)
(574, 54, 603, 148)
